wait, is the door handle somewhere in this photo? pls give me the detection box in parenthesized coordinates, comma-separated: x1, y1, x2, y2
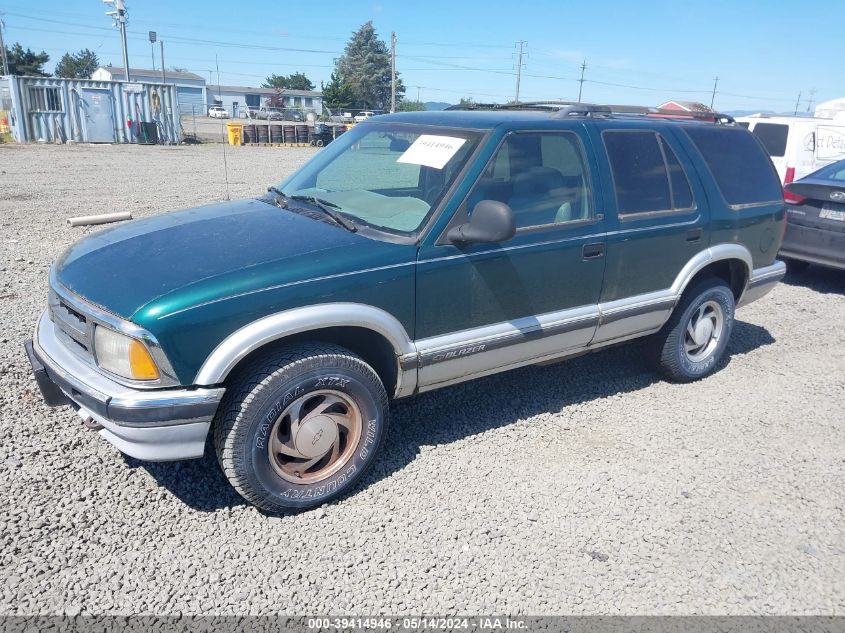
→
(685, 228, 703, 243)
(582, 242, 605, 260)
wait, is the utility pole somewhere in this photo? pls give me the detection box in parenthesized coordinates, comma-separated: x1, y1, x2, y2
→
(577, 59, 587, 102)
(390, 31, 396, 113)
(514, 40, 526, 103)
(710, 76, 719, 110)
(104, 0, 130, 81)
(0, 15, 10, 76)
(793, 91, 802, 116)
(160, 41, 165, 84)
(806, 88, 816, 114)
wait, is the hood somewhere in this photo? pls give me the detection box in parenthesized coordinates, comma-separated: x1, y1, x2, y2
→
(56, 199, 411, 320)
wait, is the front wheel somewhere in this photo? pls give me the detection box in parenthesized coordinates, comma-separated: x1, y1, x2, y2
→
(213, 343, 389, 512)
(649, 278, 735, 383)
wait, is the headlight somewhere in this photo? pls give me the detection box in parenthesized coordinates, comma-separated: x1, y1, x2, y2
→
(93, 326, 160, 381)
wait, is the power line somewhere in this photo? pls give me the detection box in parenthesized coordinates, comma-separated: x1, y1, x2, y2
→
(0, 10, 815, 108)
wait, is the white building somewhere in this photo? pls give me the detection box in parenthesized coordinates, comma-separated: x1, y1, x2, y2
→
(92, 66, 207, 115)
(207, 84, 322, 117)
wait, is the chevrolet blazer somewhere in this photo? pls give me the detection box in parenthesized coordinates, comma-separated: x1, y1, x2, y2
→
(26, 103, 787, 511)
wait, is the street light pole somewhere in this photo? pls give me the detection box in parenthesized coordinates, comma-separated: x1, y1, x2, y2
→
(148, 30, 157, 75)
(104, 0, 130, 80)
(390, 31, 396, 113)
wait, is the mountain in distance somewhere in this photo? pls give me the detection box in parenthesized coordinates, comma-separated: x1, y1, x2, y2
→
(425, 101, 451, 111)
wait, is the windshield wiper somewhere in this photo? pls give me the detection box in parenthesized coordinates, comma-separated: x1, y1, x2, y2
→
(289, 194, 358, 233)
(267, 186, 289, 208)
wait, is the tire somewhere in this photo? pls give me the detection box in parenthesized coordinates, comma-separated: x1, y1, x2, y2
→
(213, 343, 389, 512)
(784, 257, 810, 273)
(649, 277, 735, 383)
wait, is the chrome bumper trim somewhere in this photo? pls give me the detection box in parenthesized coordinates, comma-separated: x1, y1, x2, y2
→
(738, 260, 786, 307)
(33, 310, 224, 428)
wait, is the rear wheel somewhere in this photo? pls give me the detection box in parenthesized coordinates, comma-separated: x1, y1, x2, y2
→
(649, 278, 735, 382)
(213, 343, 388, 512)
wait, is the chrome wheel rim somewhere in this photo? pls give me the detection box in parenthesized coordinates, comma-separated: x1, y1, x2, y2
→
(268, 389, 362, 484)
(684, 300, 724, 363)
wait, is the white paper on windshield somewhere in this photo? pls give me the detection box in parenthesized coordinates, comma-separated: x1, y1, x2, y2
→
(397, 135, 467, 169)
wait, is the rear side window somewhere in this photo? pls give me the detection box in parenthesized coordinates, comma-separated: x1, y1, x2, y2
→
(661, 136, 693, 209)
(751, 122, 789, 157)
(684, 126, 782, 207)
(603, 130, 694, 215)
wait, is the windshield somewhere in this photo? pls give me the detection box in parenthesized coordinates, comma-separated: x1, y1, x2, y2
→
(277, 122, 483, 235)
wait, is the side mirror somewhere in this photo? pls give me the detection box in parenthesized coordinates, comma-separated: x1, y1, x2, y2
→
(447, 200, 516, 245)
(389, 138, 411, 152)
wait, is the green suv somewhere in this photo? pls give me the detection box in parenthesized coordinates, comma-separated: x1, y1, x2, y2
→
(26, 104, 787, 511)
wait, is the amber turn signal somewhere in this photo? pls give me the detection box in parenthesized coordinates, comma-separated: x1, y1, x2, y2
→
(129, 339, 160, 380)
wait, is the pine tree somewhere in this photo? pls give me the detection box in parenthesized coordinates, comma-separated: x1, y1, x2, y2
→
(4, 43, 50, 76)
(320, 71, 355, 111)
(54, 49, 99, 79)
(263, 72, 315, 91)
(335, 22, 404, 110)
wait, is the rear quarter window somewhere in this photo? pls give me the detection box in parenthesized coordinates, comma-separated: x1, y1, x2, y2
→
(683, 126, 782, 207)
(603, 130, 694, 215)
(750, 122, 789, 157)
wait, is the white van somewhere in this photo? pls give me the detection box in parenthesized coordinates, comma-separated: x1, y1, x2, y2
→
(737, 114, 845, 190)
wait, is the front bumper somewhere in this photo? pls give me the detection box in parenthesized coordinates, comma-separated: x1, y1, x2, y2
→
(27, 310, 225, 461)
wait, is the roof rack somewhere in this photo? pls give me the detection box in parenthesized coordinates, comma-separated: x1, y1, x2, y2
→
(445, 101, 735, 124)
(444, 101, 578, 112)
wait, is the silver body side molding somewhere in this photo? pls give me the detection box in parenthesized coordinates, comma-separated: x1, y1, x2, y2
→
(194, 303, 417, 391)
(413, 244, 757, 391)
(737, 260, 786, 307)
(194, 243, 779, 399)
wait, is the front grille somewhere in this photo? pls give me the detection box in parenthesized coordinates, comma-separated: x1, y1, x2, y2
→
(48, 288, 94, 360)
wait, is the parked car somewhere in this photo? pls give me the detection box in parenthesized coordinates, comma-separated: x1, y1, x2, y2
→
(354, 110, 375, 122)
(249, 107, 277, 120)
(26, 104, 786, 512)
(207, 106, 229, 119)
(309, 123, 334, 147)
(242, 107, 261, 119)
(781, 158, 845, 271)
(737, 114, 845, 187)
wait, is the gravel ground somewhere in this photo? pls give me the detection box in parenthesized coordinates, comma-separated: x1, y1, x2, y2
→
(1, 143, 844, 616)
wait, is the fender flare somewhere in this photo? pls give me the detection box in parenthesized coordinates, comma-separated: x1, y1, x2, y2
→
(194, 303, 417, 389)
(670, 243, 753, 298)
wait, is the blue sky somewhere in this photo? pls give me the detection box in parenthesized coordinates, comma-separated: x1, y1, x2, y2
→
(1, 0, 841, 112)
